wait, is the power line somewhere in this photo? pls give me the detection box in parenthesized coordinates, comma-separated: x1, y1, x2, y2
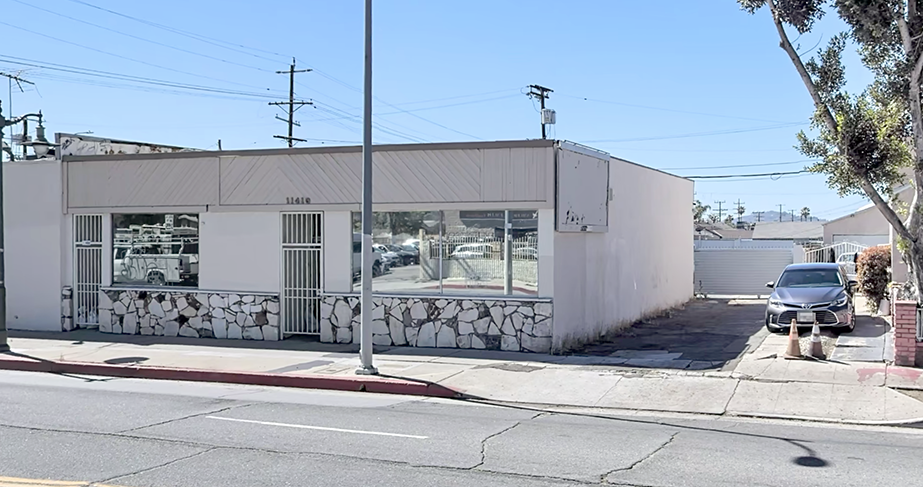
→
(661, 159, 817, 171)
(63, 0, 290, 63)
(0, 21, 278, 93)
(684, 170, 809, 179)
(557, 93, 798, 124)
(0, 55, 277, 100)
(581, 122, 806, 144)
(300, 67, 485, 140)
(10, 0, 276, 74)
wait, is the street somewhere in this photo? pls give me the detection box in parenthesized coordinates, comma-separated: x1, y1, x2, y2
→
(1, 371, 922, 486)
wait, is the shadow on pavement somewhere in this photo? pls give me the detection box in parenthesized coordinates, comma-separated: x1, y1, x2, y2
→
(571, 298, 767, 370)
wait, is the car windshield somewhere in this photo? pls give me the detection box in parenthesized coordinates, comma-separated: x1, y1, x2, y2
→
(777, 269, 843, 288)
(402, 245, 416, 251)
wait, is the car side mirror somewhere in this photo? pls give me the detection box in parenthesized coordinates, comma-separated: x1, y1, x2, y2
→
(766, 281, 774, 289)
(849, 281, 858, 292)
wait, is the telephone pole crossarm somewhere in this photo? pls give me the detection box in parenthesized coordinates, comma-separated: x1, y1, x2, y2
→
(270, 59, 313, 148)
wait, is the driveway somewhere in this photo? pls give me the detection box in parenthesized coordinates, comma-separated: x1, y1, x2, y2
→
(573, 298, 768, 370)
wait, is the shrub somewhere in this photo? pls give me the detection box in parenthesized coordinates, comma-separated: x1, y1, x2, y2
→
(857, 245, 891, 311)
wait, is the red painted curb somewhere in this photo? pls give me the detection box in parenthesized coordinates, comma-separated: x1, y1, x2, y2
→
(0, 356, 461, 398)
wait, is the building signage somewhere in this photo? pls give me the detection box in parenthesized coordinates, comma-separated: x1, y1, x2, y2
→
(459, 211, 537, 220)
(285, 197, 311, 205)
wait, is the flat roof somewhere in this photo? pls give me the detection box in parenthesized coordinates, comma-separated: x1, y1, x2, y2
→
(785, 263, 841, 270)
(62, 138, 556, 162)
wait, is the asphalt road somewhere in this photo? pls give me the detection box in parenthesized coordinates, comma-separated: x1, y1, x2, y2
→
(1, 371, 922, 487)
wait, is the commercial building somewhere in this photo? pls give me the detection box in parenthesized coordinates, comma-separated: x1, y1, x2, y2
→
(4, 138, 692, 353)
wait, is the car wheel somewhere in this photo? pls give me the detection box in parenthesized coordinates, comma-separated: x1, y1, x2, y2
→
(146, 272, 165, 286)
(372, 262, 382, 277)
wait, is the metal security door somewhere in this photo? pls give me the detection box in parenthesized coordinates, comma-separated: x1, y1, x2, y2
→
(281, 212, 323, 335)
(74, 214, 104, 327)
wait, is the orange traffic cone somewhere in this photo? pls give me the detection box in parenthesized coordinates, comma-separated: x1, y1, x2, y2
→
(784, 319, 803, 359)
(809, 321, 825, 359)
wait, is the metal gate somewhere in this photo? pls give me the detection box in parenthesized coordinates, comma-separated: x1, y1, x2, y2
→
(74, 214, 104, 327)
(281, 212, 323, 335)
(694, 240, 794, 296)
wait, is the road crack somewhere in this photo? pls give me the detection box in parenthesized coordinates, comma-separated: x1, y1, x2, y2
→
(93, 446, 218, 485)
(115, 403, 254, 434)
(470, 411, 545, 470)
(601, 431, 679, 483)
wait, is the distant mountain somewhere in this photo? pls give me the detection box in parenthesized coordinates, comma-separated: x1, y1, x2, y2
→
(739, 211, 825, 223)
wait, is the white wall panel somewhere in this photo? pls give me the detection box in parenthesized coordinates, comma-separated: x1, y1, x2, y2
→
(4, 161, 65, 331)
(198, 212, 280, 293)
(552, 158, 694, 350)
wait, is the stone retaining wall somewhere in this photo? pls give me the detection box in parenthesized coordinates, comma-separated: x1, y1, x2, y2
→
(320, 295, 553, 353)
(98, 288, 281, 341)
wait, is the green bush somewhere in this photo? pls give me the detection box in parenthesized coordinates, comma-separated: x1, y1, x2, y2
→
(857, 246, 891, 311)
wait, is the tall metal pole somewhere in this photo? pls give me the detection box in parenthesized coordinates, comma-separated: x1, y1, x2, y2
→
(504, 210, 512, 295)
(356, 0, 377, 375)
(0, 101, 9, 352)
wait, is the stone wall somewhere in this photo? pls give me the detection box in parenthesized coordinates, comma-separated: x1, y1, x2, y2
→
(320, 294, 553, 353)
(98, 288, 281, 341)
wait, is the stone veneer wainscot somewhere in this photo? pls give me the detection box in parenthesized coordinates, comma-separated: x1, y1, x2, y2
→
(98, 288, 281, 340)
(320, 294, 553, 353)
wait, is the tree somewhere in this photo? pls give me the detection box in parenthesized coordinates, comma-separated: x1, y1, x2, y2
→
(739, 0, 923, 300)
(707, 213, 720, 224)
(724, 214, 736, 226)
(801, 206, 811, 221)
(693, 200, 711, 223)
(736, 203, 746, 222)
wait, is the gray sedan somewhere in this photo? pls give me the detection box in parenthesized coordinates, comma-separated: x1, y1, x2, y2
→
(764, 263, 856, 333)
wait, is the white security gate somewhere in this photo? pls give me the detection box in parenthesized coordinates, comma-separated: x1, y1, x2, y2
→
(694, 241, 794, 296)
(74, 214, 104, 327)
(281, 212, 323, 335)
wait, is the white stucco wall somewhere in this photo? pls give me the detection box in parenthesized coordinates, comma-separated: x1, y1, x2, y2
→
(198, 212, 280, 293)
(323, 211, 352, 293)
(4, 161, 65, 331)
(552, 159, 694, 350)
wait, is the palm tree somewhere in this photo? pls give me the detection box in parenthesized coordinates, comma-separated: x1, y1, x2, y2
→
(800, 207, 811, 222)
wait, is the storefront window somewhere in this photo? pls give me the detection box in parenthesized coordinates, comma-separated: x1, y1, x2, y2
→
(352, 211, 440, 293)
(351, 210, 537, 296)
(112, 214, 199, 287)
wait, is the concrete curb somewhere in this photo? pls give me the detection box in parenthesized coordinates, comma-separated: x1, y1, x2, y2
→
(457, 398, 923, 428)
(0, 356, 461, 399)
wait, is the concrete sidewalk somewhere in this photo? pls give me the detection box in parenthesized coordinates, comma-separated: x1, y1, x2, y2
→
(3, 330, 923, 426)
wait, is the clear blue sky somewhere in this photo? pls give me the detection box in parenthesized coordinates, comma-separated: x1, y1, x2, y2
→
(1, 0, 874, 219)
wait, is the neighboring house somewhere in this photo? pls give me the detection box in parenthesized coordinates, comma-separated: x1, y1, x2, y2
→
(822, 203, 890, 247)
(694, 223, 754, 240)
(752, 221, 824, 244)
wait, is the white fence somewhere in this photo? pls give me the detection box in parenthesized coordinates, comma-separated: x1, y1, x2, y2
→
(420, 235, 538, 285)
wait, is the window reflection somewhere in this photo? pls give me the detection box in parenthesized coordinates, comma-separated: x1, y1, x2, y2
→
(112, 214, 199, 287)
(351, 210, 537, 295)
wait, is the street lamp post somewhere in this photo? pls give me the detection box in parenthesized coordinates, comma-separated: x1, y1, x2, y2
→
(356, 0, 378, 375)
(0, 102, 48, 353)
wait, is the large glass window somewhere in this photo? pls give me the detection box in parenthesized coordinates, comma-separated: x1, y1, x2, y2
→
(352, 210, 538, 296)
(112, 214, 199, 287)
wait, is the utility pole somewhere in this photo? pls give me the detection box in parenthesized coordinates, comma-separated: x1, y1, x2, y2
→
(755, 211, 763, 223)
(778, 204, 784, 222)
(735, 198, 745, 224)
(714, 201, 726, 221)
(0, 72, 33, 161)
(526, 84, 553, 139)
(791, 210, 795, 222)
(356, 0, 377, 376)
(269, 58, 312, 147)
